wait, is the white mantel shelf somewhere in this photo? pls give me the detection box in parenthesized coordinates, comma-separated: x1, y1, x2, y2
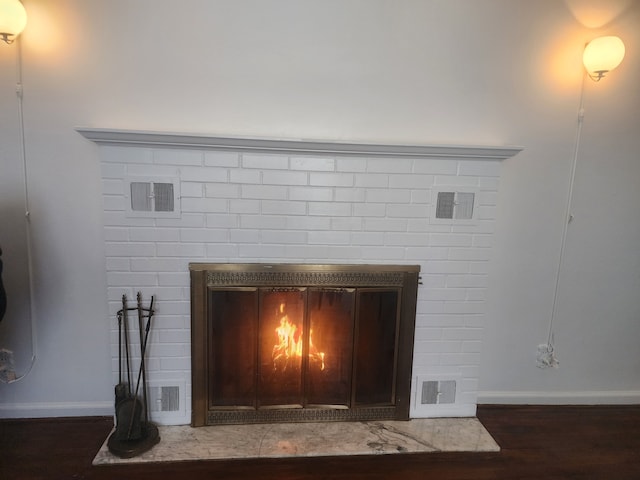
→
(77, 128, 522, 160)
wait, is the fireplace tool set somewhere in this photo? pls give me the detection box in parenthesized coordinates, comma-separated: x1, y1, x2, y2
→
(108, 293, 160, 458)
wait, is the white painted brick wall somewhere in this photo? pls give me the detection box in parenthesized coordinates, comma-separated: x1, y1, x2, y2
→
(98, 145, 503, 424)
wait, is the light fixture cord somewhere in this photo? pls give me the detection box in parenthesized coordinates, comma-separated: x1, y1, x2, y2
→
(2, 37, 38, 384)
(546, 73, 587, 349)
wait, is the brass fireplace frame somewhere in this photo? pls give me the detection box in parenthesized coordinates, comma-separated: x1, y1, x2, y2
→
(190, 263, 420, 426)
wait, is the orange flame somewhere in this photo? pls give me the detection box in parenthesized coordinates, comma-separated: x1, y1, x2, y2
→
(272, 303, 325, 371)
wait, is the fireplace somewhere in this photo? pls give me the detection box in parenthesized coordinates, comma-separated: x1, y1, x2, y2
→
(190, 263, 420, 426)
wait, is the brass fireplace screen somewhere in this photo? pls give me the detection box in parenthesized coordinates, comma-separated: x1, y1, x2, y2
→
(190, 264, 419, 426)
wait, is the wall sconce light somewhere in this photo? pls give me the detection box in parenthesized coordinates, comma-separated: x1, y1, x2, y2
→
(583, 35, 625, 81)
(0, 0, 27, 44)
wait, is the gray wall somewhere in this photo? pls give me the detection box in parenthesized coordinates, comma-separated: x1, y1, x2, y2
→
(1, 0, 639, 416)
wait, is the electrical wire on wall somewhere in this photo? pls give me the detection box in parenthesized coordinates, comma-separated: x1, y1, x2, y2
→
(0, 36, 38, 383)
(537, 73, 587, 369)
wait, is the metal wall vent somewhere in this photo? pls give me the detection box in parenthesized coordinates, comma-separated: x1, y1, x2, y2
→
(149, 385, 180, 412)
(421, 380, 457, 405)
(435, 191, 475, 220)
(130, 182, 175, 212)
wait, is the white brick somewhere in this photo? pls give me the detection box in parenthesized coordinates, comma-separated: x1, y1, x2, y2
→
(205, 183, 240, 198)
(443, 301, 485, 315)
(181, 167, 227, 183)
(416, 340, 462, 354)
(102, 146, 152, 164)
(156, 243, 205, 257)
(160, 357, 190, 371)
(106, 242, 156, 257)
(354, 174, 388, 188)
(413, 159, 458, 175)
(102, 179, 124, 195)
(230, 229, 261, 243)
(424, 288, 467, 301)
(279, 244, 328, 259)
(448, 248, 491, 261)
(435, 175, 478, 187)
(153, 149, 203, 166)
(472, 234, 493, 248)
(336, 157, 367, 172)
(104, 227, 128, 241)
(385, 232, 429, 246)
(129, 228, 180, 242)
(262, 200, 306, 215)
(101, 163, 126, 179)
(180, 228, 228, 243)
(106, 258, 130, 272)
(240, 215, 287, 230)
(126, 164, 180, 177)
(286, 216, 331, 230)
(289, 186, 332, 202)
(429, 234, 472, 247)
(458, 160, 501, 177)
(350, 232, 384, 246)
(262, 230, 307, 244)
(442, 328, 482, 340)
(158, 272, 189, 286)
(388, 174, 434, 189)
(238, 244, 288, 258)
(205, 243, 239, 258)
(181, 197, 228, 213)
(423, 261, 469, 274)
(353, 203, 385, 217)
(365, 189, 411, 203)
(107, 272, 157, 286)
(130, 258, 186, 272)
(477, 191, 498, 206)
(462, 341, 483, 353)
(414, 327, 443, 341)
(366, 158, 411, 173)
(241, 184, 287, 200)
(229, 169, 261, 184)
(411, 190, 431, 204)
(309, 172, 354, 187)
(308, 231, 350, 245)
(466, 289, 486, 301)
(308, 202, 351, 217)
(440, 353, 480, 366)
(386, 204, 427, 218)
(290, 156, 335, 171)
(206, 214, 238, 228)
(229, 199, 260, 214)
(361, 246, 405, 260)
(180, 182, 204, 198)
(476, 205, 497, 220)
(407, 219, 430, 232)
(242, 153, 288, 169)
(334, 187, 366, 202)
(331, 217, 363, 231)
(446, 275, 487, 288)
(158, 329, 191, 344)
(262, 170, 307, 186)
(205, 151, 240, 167)
(363, 218, 407, 232)
(326, 246, 363, 259)
(404, 247, 449, 260)
(479, 177, 500, 190)
(156, 213, 205, 228)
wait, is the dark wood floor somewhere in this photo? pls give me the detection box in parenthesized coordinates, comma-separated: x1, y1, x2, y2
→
(1, 405, 639, 479)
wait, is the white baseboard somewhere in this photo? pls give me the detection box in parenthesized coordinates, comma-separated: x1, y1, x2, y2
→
(410, 403, 477, 418)
(0, 401, 113, 419)
(477, 390, 640, 405)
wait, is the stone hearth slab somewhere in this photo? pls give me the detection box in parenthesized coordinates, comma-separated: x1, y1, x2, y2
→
(93, 418, 499, 465)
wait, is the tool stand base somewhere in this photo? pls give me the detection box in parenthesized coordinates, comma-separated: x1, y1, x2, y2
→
(107, 422, 160, 459)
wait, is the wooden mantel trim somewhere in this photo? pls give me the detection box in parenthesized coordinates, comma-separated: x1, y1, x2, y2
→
(77, 128, 522, 161)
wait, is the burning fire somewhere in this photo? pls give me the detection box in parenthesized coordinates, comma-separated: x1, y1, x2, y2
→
(272, 303, 325, 372)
